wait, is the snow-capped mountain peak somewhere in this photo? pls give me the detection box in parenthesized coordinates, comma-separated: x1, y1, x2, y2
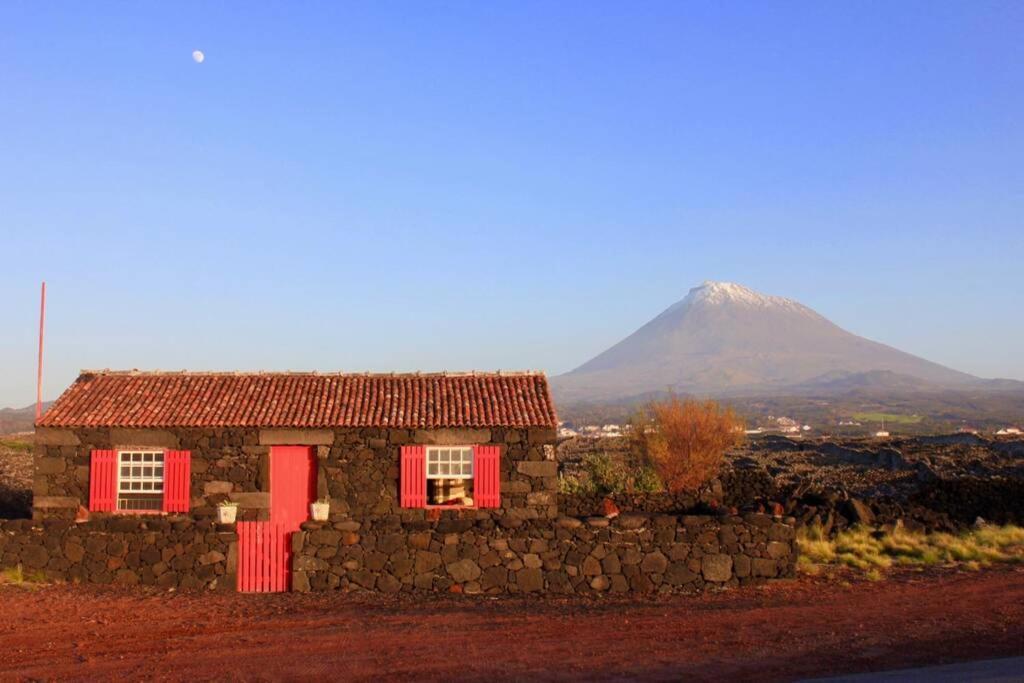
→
(686, 281, 802, 310)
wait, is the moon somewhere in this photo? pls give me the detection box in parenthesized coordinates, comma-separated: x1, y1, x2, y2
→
(192, 50, 205, 64)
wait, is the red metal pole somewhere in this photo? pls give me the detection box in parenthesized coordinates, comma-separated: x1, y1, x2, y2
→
(36, 281, 46, 422)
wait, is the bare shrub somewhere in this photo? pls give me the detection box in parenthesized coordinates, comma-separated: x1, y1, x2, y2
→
(631, 396, 744, 494)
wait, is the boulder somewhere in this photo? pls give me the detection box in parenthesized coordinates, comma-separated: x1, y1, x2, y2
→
(446, 559, 482, 583)
(640, 551, 668, 574)
(516, 567, 544, 592)
(701, 554, 732, 582)
(843, 498, 875, 526)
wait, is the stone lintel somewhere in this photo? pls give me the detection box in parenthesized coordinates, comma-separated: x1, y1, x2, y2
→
(259, 429, 335, 446)
(412, 428, 491, 445)
(33, 428, 81, 446)
(110, 428, 180, 449)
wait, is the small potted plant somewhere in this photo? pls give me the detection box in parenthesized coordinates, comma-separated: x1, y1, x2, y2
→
(310, 496, 331, 522)
(217, 500, 238, 524)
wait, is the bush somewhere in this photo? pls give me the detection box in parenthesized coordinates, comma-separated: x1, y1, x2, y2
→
(631, 396, 743, 494)
(558, 453, 664, 496)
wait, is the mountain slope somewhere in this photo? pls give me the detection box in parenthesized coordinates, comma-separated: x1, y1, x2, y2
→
(0, 402, 51, 434)
(552, 281, 982, 403)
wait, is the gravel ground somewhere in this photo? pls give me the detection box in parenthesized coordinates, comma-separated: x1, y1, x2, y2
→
(1, 566, 1022, 681)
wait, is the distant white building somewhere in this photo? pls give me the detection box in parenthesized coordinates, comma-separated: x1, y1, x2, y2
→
(995, 427, 1022, 436)
(744, 427, 764, 435)
(874, 431, 891, 438)
(557, 426, 579, 439)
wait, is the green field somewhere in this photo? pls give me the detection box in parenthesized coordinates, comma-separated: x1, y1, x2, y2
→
(851, 412, 923, 425)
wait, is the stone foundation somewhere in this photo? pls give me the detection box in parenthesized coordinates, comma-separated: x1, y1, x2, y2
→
(0, 517, 235, 590)
(292, 512, 797, 595)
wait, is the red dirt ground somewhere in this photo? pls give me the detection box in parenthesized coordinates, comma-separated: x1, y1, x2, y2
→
(2, 567, 1023, 682)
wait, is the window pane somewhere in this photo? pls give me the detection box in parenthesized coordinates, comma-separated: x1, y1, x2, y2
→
(121, 466, 130, 477)
(155, 467, 163, 478)
(428, 463, 438, 476)
(440, 463, 450, 475)
(462, 463, 473, 475)
(154, 453, 164, 462)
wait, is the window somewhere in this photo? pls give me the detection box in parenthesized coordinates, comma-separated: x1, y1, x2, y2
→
(117, 451, 164, 511)
(426, 446, 474, 506)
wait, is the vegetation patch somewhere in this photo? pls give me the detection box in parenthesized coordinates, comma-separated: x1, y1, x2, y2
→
(797, 524, 1024, 575)
(850, 412, 923, 425)
(631, 396, 743, 493)
(559, 452, 662, 495)
(0, 437, 32, 453)
(0, 565, 47, 588)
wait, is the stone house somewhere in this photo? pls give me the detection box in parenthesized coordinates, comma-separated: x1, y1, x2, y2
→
(34, 370, 560, 525)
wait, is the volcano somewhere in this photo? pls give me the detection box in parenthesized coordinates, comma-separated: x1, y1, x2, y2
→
(552, 281, 985, 403)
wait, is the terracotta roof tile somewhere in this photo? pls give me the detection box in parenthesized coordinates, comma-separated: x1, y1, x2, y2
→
(38, 371, 559, 429)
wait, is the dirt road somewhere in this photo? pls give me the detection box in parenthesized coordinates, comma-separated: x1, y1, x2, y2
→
(2, 567, 1022, 681)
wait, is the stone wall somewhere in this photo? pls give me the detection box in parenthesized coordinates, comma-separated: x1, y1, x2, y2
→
(0, 517, 235, 589)
(32, 426, 559, 522)
(291, 511, 796, 595)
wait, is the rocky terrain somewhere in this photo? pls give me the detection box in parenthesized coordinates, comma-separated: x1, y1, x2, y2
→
(559, 434, 1024, 535)
(0, 433, 31, 519)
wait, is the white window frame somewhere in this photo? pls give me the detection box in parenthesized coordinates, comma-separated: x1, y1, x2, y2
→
(116, 450, 165, 510)
(426, 446, 474, 480)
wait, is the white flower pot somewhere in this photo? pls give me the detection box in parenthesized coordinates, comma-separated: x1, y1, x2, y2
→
(310, 501, 330, 521)
(217, 505, 238, 524)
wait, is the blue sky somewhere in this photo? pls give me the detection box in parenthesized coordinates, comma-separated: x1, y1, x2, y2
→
(1, 1, 1022, 408)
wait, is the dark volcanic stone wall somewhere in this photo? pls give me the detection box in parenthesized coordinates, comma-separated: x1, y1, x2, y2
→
(292, 512, 796, 595)
(0, 517, 235, 589)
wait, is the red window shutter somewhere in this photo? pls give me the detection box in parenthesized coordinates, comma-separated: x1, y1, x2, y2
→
(89, 449, 117, 512)
(162, 450, 192, 513)
(400, 445, 426, 508)
(473, 445, 501, 509)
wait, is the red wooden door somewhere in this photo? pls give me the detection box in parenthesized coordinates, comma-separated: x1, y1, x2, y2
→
(270, 445, 316, 531)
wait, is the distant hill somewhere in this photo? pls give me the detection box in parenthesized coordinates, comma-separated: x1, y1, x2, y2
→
(552, 281, 1021, 403)
(0, 402, 50, 434)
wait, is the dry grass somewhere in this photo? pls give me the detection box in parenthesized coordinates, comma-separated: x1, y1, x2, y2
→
(0, 565, 47, 588)
(798, 524, 1024, 575)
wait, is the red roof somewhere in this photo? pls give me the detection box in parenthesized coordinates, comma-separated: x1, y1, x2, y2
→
(38, 371, 558, 429)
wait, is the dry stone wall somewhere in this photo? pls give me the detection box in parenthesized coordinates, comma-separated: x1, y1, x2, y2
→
(0, 517, 235, 589)
(292, 511, 796, 595)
